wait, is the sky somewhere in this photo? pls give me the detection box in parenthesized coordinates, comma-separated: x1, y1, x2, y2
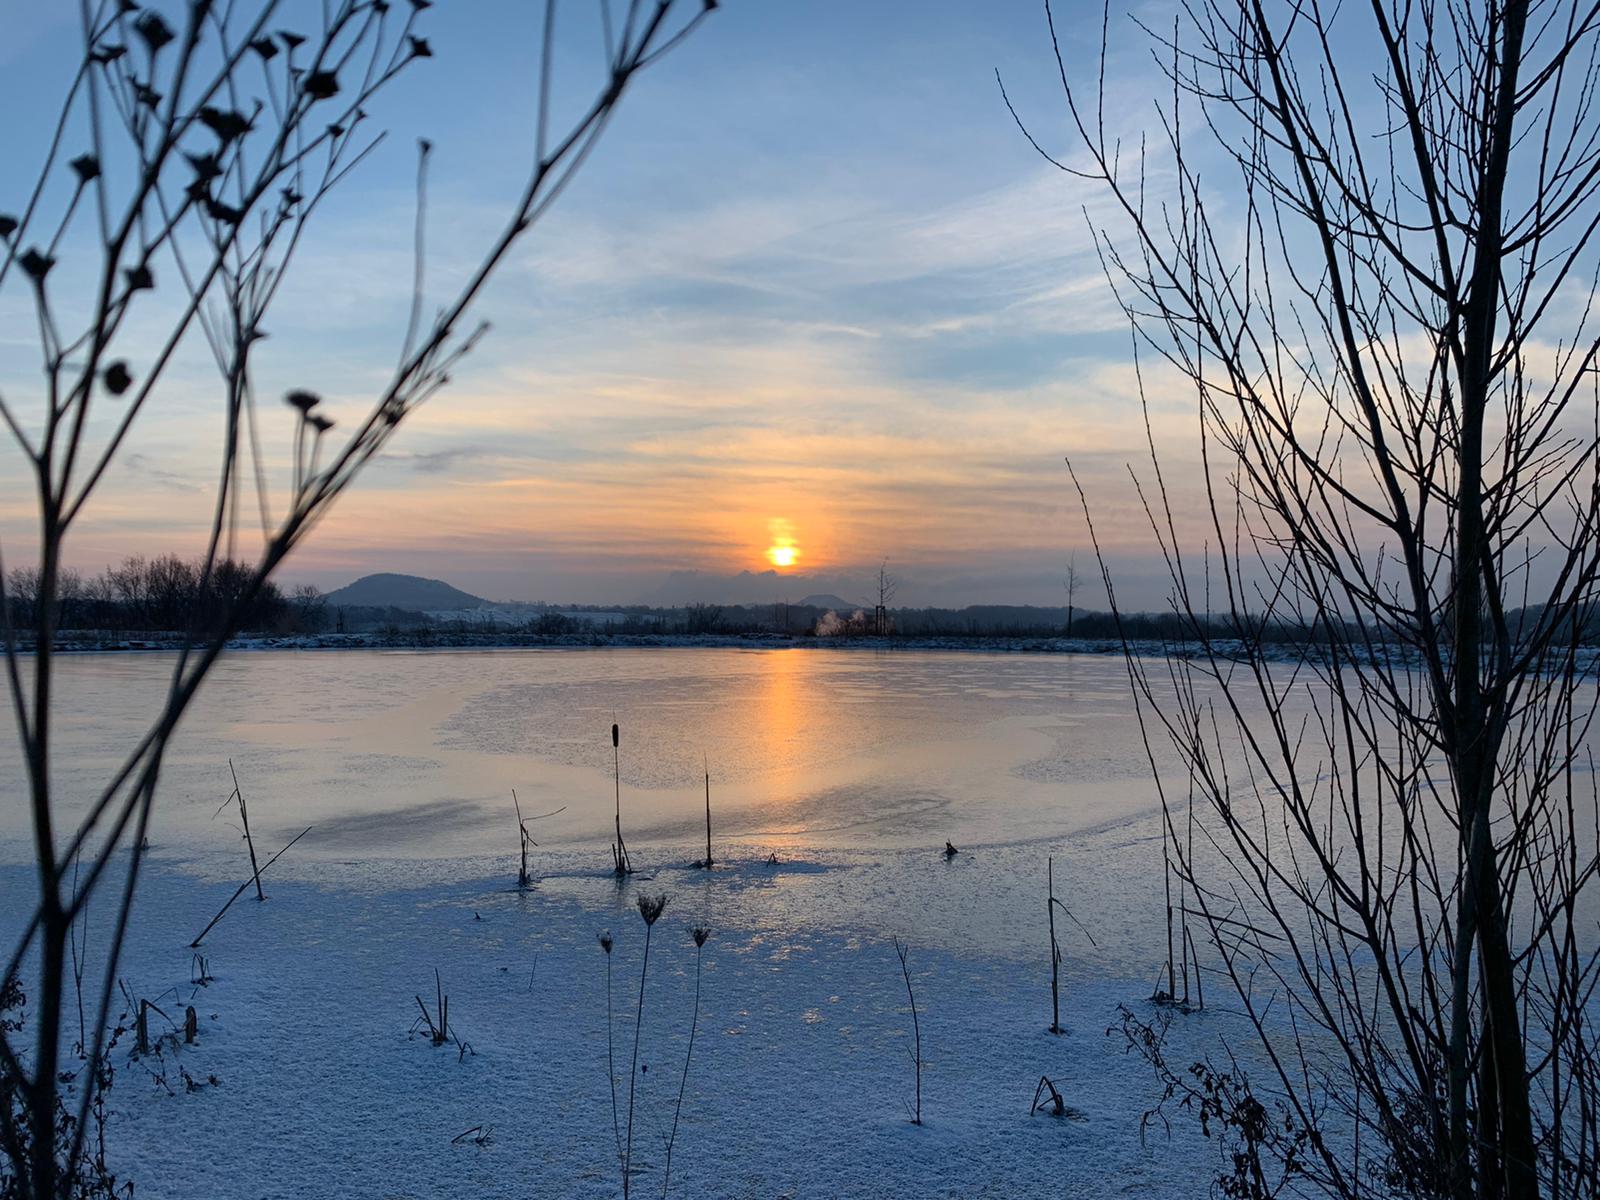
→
(0, 0, 1206, 608)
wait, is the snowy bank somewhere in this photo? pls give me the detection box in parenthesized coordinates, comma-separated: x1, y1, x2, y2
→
(10, 855, 1231, 1199)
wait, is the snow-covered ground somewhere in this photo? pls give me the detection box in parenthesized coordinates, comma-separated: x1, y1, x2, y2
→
(11, 846, 1231, 1199)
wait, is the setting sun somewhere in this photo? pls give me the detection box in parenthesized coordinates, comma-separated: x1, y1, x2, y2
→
(765, 518, 800, 570)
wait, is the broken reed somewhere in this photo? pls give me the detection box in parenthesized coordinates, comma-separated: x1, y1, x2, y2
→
(513, 789, 533, 889)
(893, 936, 922, 1126)
(227, 759, 265, 902)
(413, 968, 472, 1060)
(414, 968, 450, 1046)
(1048, 857, 1062, 1034)
(1156, 776, 1203, 1010)
(189, 826, 312, 947)
(1044, 856, 1097, 1033)
(509, 794, 566, 889)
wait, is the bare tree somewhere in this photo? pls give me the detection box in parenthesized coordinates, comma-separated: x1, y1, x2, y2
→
(875, 557, 897, 637)
(1063, 551, 1078, 638)
(1007, 0, 1600, 1195)
(0, 3, 714, 1196)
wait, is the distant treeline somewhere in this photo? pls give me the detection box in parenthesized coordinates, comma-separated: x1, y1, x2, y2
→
(443, 601, 1272, 641)
(488, 601, 1600, 645)
(5, 555, 326, 635)
(17, 564, 1597, 647)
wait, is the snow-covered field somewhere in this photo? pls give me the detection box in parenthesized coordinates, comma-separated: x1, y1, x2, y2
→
(23, 846, 1225, 1200)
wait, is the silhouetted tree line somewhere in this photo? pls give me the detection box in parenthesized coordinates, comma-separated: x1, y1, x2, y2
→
(4, 555, 329, 635)
(518, 601, 1600, 646)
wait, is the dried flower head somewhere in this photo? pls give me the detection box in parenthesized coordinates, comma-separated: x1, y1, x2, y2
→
(598, 932, 613, 955)
(19, 249, 54, 282)
(199, 107, 253, 143)
(636, 893, 667, 927)
(70, 154, 101, 183)
(303, 71, 339, 101)
(103, 361, 133, 396)
(285, 389, 320, 415)
(0, 215, 16, 240)
(692, 927, 709, 948)
(309, 414, 335, 434)
(134, 12, 175, 53)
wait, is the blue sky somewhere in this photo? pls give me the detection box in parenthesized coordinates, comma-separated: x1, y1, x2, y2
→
(0, 1, 1200, 606)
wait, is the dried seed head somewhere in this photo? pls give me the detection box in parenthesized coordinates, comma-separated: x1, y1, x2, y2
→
(134, 12, 175, 53)
(598, 932, 613, 955)
(611, 722, 619, 748)
(199, 106, 253, 143)
(692, 927, 709, 948)
(636, 893, 667, 927)
(303, 71, 339, 100)
(19, 249, 54, 282)
(103, 360, 133, 396)
(285, 389, 320, 415)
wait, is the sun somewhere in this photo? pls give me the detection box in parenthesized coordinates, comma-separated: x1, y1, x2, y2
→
(765, 518, 800, 570)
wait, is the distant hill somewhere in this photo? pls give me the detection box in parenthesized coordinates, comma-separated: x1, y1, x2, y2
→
(324, 573, 487, 612)
(796, 593, 862, 611)
(633, 569, 875, 608)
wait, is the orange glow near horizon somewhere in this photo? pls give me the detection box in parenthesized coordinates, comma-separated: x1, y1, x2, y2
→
(765, 518, 800, 570)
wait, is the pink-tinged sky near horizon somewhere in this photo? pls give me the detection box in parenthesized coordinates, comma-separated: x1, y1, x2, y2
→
(0, 0, 1210, 607)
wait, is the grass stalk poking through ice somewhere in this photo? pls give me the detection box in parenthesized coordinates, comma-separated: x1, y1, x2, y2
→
(661, 927, 710, 1198)
(894, 936, 922, 1126)
(623, 893, 668, 1198)
(599, 932, 622, 1181)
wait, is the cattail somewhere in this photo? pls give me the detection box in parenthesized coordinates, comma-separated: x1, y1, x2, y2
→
(611, 720, 632, 876)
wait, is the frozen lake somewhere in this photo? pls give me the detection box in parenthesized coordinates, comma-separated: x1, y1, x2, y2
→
(0, 647, 1179, 972)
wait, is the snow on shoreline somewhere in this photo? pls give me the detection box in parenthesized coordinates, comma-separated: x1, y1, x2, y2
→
(20, 627, 1469, 669)
(6, 854, 1226, 1199)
